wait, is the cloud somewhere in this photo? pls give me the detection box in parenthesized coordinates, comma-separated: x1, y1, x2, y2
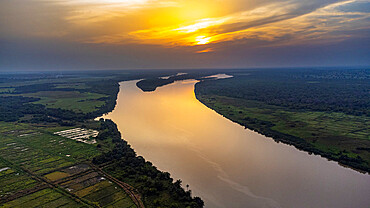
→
(73, 0, 369, 54)
(4, 0, 368, 49)
(50, 0, 179, 24)
(196, 48, 214, 53)
(0, 0, 369, 70)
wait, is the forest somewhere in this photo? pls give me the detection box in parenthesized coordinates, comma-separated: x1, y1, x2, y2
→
(196, 68, 369, 116)
(136, 71, 217, 92)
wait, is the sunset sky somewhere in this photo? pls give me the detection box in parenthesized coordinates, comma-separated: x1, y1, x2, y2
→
(1, 0, 369, 70)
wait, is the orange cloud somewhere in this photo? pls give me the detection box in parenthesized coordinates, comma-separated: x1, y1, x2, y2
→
(196, 48, 214, 53)
(29, 0, 370, 52)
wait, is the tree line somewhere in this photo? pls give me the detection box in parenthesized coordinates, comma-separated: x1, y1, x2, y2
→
(195, 69, 370, 116)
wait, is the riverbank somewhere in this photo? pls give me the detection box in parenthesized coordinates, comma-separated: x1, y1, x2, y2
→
(194, 69, 370, 174)
(136, 72, 215, 92)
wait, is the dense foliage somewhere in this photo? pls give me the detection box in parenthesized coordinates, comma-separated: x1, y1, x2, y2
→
(196, 68, 370, 116)
(0, 96, 41, 122)
(136, 72, 214, 92)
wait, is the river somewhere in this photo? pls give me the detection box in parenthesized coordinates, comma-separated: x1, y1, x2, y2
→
(100, 78, 370, 208)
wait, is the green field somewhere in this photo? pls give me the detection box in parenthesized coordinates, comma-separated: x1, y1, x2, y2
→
(21, 91, 108, 113)
(0, 88, 15, 93)
(54, 83, 89, 90)
(0, 158, 39, 198)
(0, 74, 119, 118)
(0, 188, 86, 208)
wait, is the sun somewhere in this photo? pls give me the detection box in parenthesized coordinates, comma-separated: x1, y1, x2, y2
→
(195, 36, 211, 45)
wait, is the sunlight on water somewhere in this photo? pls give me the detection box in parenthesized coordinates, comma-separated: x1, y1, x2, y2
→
(204, 73, 233, 79)
(100, 80, 370, 208)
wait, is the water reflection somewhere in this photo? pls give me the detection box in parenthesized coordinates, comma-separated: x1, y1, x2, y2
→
(204, 73, 233, 79)
(100, 80, 370, 208)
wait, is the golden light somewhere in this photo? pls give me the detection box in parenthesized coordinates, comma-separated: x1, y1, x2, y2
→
(195, 36, 211, 45)
(30, 0, 361, 53)
(177, 1, 219, 22)
(174, 18, 228, 33)
(196, 48, 214, 53)
(61, 0, 229, 49)
(67, 0, 148, 5)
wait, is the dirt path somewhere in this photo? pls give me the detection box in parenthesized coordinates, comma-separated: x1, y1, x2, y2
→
(90, 164, 145, 208)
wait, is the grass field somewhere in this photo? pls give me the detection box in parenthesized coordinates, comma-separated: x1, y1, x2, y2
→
(44, 171, 71, 181)
(0, 122, 99, 163)
(71, 179, 134, 207)
(0, 188, 86, 208)
(54, 83, 89, 90)
(197, 95, 370, 171)
(0, 121, 97, 180)
(0, 88, 15, 93)
(0, 75, 115, 115)
(0, 158, 39, 198)
(0, 76, 111, 88)
(22, 91, 108, 113)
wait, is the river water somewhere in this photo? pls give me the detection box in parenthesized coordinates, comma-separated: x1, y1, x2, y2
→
(100, 78, 370, 208)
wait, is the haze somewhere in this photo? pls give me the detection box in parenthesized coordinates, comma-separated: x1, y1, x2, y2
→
(0, 0, 369, 70)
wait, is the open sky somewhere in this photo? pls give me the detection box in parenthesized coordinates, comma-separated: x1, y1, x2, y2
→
(0, 0, 369, 70)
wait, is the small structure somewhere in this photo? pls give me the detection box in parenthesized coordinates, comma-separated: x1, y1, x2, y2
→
(54, 128, 99, 144)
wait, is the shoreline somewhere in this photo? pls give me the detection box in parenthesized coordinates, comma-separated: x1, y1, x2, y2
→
(193, 91, 369, 174)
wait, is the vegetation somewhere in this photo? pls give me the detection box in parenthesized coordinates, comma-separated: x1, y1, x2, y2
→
(1, 188, 85, 208)
(3, 67, 366, 207)
(0, 96, 41, 122)
(195, 68, 370, 173)
(0, 70, 205, 207)
(28, 91, 108, 113)
(0, 121, 119, 207)
(136, 72, 214, 92)
(0, 76, 121, 125)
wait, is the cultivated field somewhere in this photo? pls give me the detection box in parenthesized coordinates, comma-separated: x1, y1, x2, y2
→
(0, 122, 136, 208)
